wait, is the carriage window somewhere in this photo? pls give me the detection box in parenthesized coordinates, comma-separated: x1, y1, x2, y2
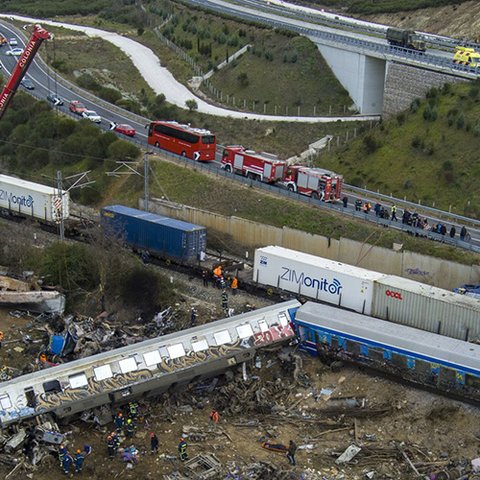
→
(43, 380, 62, 394)
(236, 324, 253, 339)
(69, 373, 88, 389)
(94, 365, 113, 381)
(167, 343, 186, 359)
(214, 330, 231, 346)
(278, 312, 289, 327)
(143, 350, 162, 366)
(119, 357, 138, 374)
(0, 394, 12, 410)
(258, 321, 269, 333)
(191, 339, 209, 352)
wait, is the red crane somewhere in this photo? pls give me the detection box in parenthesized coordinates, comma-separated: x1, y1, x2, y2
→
(0, 24, 52, 121)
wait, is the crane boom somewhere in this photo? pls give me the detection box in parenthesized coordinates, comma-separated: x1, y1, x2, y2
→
(0, 24, 51, 121)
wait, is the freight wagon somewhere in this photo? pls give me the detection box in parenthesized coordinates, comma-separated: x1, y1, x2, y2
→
(0, 300, 299, 427)
(253, 246, 480, 341)
(0, 174, 69, 223)
(253, 246, 385, 315)
(101, 205, 206, 264)
(294, 301, 480, 402)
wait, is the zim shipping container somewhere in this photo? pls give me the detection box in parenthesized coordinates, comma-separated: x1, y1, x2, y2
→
(253, 246, 385, 314)
(0, 174, 69, 222)
(101, 205, 206, 264)
(372, 275, 480, 341)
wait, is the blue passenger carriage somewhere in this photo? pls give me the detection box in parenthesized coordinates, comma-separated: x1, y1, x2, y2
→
(294, 302, 480, 398)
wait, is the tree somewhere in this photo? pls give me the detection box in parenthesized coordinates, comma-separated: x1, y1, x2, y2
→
(185, 99, 198, 111)
(237, 72, 249, 87)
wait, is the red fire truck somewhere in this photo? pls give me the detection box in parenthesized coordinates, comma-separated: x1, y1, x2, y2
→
(283, 166, 343, 202)
(221, 146, 287, 183)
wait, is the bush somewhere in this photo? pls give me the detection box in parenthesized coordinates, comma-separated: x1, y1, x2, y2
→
(237, 72, 249, 87)
(362, 134, 380, 154)
(107, 139, 141, 160)
(185, 99, 198, 111)
(41, 242, 100, 292)
(411, 136, 424, 149)
(98, 87, 122, 104)
(410, 98, 420, 113)
(76, 73, 100, 91)
(456, 113, 465, 129)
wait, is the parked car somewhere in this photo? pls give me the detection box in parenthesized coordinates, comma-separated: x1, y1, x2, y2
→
(110, 122, 136, 137)
(5, 48, 22, 56)
(68, 100, 87, 115)
(20, 77, 34, 90)
(8, 38, 17, 46)
(82, 110, 101, 123)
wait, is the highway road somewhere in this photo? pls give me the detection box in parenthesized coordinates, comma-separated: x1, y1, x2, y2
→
(0, 21, 479, 254)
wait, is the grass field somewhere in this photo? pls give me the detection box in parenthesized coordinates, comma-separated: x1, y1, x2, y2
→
(42, 22, 363, 157)
(316, 82, 480, 217)
(106, 154, 479, 266)
(300, 0, 464, 14)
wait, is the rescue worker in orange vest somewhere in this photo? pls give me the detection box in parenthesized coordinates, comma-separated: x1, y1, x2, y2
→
(0, 330, 4, 349)
(213, 266, 222, 288)
(209, 408, 219, 431)
(230, 277, 238, 295)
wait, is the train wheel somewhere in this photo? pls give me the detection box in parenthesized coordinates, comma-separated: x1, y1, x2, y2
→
(287, 184, 294, 192)
(181, 151, 186, 157)
(225, 164, 232, 173)
(155, 142, 160, 148)
(312, 192, 320, 200)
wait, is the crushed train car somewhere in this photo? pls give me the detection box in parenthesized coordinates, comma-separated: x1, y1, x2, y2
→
(0, 300, 299, 427)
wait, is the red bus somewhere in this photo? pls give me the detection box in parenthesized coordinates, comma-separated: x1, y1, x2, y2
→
(147, 121, 216, 161)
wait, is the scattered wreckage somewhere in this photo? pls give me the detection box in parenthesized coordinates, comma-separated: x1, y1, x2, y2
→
(0, 273, 65, 314)
(0, 301, 298, 427)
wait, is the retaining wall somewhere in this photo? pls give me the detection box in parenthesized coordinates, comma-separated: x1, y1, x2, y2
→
(145, 199, 479, 290)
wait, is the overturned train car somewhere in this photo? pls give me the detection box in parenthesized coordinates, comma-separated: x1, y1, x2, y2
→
(0, 300, 299, 427)
(294, 302, 480, 401)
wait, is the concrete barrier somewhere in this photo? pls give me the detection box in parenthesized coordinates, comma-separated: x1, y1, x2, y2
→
(146, 198, 479, 290)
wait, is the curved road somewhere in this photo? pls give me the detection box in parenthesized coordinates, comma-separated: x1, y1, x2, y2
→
(0, 20, 479, 251)
(0, 14, 379, 123)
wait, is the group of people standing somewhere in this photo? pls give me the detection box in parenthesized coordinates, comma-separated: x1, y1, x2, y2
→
(345, 196, 471, 243)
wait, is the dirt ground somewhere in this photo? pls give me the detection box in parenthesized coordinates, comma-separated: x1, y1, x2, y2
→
(1, 269, 480, 480)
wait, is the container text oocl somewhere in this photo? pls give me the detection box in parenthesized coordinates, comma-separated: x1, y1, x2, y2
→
(386, 289, 403, 300)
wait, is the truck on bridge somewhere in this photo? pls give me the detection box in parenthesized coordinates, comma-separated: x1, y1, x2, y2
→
(386, 27, 426, 52)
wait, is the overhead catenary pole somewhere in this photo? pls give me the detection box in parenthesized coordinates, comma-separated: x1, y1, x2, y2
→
(56, 170, 64, 242)
(144, 151, 149, 212)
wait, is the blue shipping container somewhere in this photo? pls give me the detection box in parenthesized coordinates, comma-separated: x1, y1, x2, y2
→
(101, 205, 207, 264)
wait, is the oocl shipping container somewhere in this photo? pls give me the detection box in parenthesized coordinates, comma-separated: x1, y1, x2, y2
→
(0, 174, 69, 222)
(372, 276, 480, 341)
(101, 205, 206, 264)
(253, 246, 385, 314)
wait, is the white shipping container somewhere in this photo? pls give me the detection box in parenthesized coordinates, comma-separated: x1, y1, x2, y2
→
(372, 276, 480, 341)
(0, 174, 69, 222)
(253, 246, 385, 314)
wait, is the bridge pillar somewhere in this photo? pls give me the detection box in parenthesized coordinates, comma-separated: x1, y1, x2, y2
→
(383, 62, 468, 117)
(315, 42, 385, 115)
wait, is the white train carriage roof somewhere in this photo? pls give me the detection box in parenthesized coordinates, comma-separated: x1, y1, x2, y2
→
(0, 300, 300, 398)
(296, 301, 480, 375)
(0, 174, 68, 196)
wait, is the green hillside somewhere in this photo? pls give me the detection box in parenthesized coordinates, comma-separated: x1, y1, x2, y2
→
(317, 81, 480, 218)
(299, 0, 465, 14)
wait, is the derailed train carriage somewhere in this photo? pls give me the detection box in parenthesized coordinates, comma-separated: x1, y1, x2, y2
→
(294, 302, 480, 401)
(0, 301, 299, 427)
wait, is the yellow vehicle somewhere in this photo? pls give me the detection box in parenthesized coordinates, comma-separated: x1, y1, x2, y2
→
(453, 46, 480, 67)
(0, 35, 7, 46)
